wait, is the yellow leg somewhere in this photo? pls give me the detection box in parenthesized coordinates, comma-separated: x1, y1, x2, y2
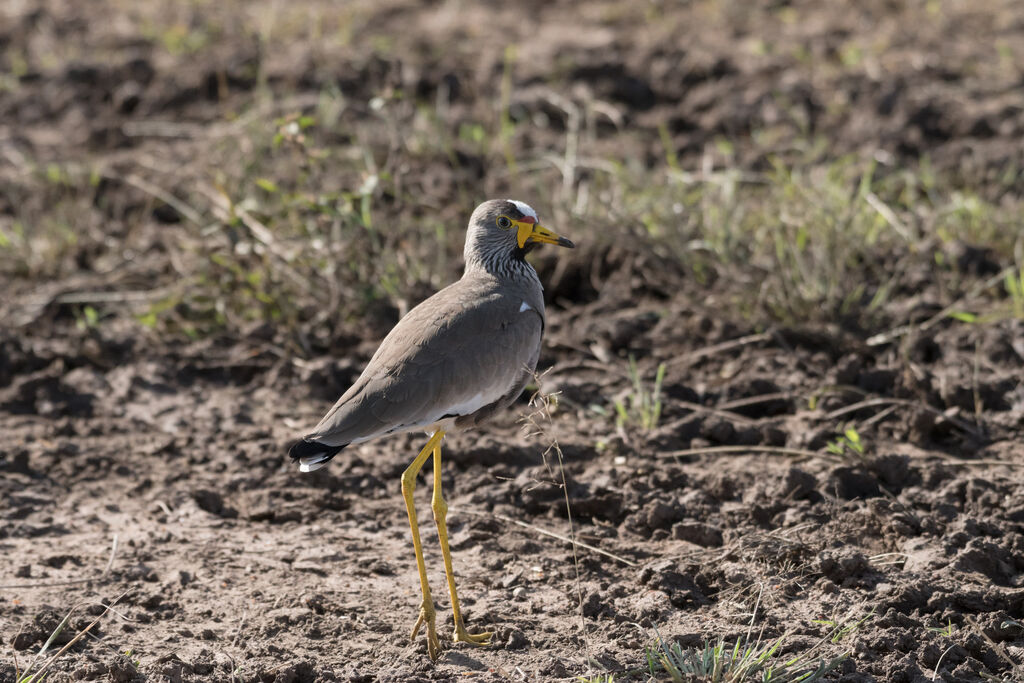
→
(402, 429, 446, 661)
(431, 439, 493, 647)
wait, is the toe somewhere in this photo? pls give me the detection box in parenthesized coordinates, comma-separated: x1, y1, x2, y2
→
(412, 604, 442, 660)
(455, 627, 493, 646)
(410, 612, 425, 641)
(427, 634, 440, 661)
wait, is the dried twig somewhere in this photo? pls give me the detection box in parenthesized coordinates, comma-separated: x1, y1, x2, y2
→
(867, 266, 1016, 346)
(857, 403, 900, 429)
(716, 392, 795, 413)
(102, 533, 119, 576)
(0, 533, 120, 590)
(660, 445, 842, 463)
(120, 173, 205, 226)
(48, 288, 175, 306)
(914, 456, 1024, 468)
(965, 616, 1023, 679)
(230, 609, 249, 649)
(121, 120, 207, 139)
(676, 401, 757, 425)
(16, 591, 130, 682)
(665, 332, 773, 370)
(455, 507, 637, 568)
(825, 397, 982, 439)
(523, 384, 593, 668)
(662, 443, 1022, 469)
(195, 183, 313, 295)
(865, 192, 912, 240)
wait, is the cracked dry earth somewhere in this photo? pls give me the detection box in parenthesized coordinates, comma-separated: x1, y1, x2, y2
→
(3, 282, 1024, 682)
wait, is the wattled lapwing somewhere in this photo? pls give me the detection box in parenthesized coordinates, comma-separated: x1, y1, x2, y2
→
(289, 199, 573, 660)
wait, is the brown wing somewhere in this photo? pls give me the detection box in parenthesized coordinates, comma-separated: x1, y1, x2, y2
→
(306, 278, 543, 446)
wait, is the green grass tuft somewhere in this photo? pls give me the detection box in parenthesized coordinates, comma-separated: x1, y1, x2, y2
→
(613, 357, 667, 432)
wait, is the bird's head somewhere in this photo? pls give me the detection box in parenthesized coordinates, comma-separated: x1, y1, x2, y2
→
(464, 199, 574, 273)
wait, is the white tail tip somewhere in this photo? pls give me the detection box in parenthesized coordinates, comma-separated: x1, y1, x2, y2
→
(298, 455, 331, 473)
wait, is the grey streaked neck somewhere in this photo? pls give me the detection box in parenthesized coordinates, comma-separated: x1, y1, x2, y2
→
(464, 243, 543, 290)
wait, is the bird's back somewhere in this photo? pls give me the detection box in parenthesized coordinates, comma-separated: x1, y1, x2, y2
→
(304, 270, 545, 448)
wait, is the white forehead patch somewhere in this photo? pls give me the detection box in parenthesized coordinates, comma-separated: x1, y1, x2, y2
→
(507, 199, 538, 221)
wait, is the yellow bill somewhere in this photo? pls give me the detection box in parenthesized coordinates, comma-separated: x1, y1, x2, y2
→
(513, 220, 575, 249)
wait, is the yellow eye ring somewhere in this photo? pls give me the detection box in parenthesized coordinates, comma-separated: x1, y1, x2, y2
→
(496, 215, 513, 230)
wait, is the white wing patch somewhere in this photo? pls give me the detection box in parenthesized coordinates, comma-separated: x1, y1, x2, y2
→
(519, 301, 532, 312)
(507, 199, 538, 221)
(440, 390, 502, 418)
(343, 388, 507, 443)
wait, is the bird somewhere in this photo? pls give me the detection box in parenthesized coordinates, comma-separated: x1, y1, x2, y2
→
(288, 199, 574, 660)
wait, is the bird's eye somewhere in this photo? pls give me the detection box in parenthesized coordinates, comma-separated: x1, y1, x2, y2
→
(496, 215, 512, 230)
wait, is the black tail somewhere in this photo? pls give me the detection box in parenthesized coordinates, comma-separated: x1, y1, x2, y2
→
(288, 438, 346, 472)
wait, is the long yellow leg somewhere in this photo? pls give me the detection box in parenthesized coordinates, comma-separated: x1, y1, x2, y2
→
(402, 429, 446, 661)
(431, 439, 493, 646)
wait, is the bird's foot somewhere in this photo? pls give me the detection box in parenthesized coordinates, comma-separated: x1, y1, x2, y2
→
(410, 600, 441, 661)
(454, 619, 493, 647)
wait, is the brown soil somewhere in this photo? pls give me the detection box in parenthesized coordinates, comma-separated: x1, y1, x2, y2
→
(2, 1, 1023, 682)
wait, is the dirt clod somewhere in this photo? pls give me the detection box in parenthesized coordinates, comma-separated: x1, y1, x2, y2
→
(829, 466, 883, 500)
(108, 654, 138, 682)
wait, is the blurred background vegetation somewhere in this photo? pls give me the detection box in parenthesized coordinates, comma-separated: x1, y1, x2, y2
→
(1, 0, 1022, 352)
